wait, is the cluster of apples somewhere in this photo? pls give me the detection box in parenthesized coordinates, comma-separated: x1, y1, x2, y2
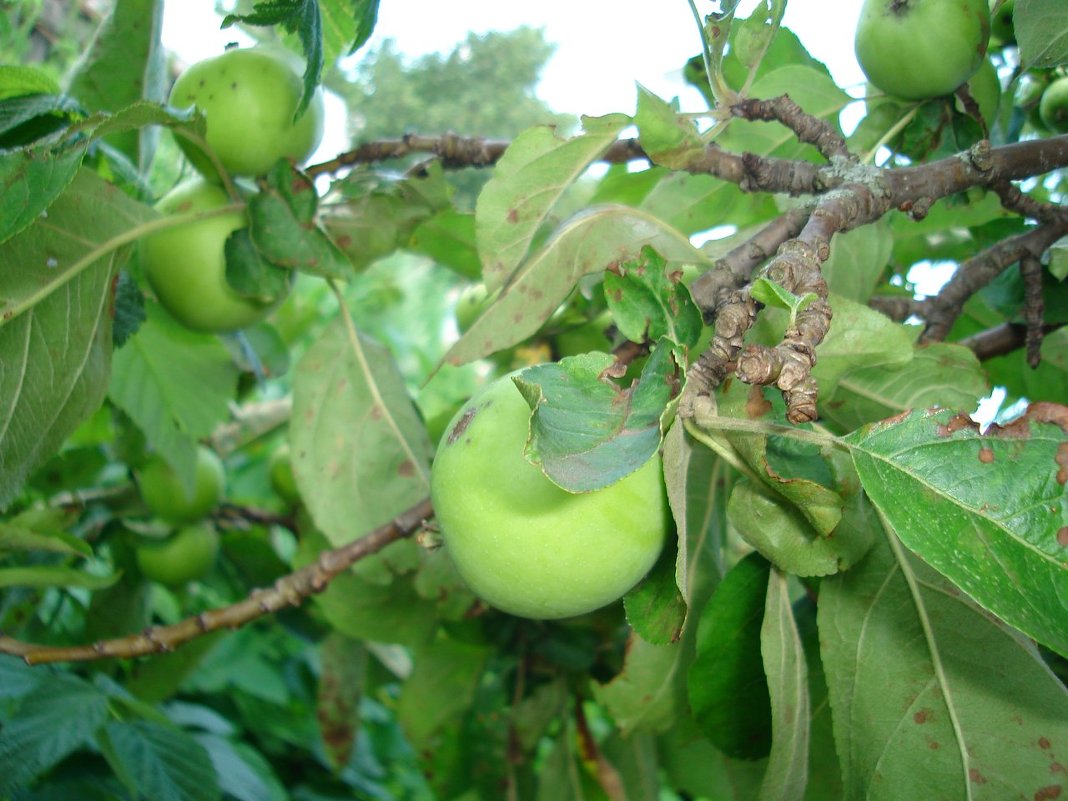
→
(142, 47, 325, 332)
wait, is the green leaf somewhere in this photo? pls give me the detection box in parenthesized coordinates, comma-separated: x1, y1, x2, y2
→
(624, 537, 687, 645)
(688, 551, 773, 759)
(0, 519, 90, 557)
(593, 633, 688, 735)
(0, 674, 110, 794)
(638, 167, 777, 237)
(0, 653, 44, 698)
(445, 204, 709, 366)
(291, 317, 432, 546)
(1016, 0, 1068, 69)
(0, 564, 120, 589)
(396, 636, 489, 745)
(409, 209, 481, 279)
(193, 733, 278, 801)
(818, 529, 1068, 801)
(0, 66, 61, 100)
(846, 407, 1068, 658)
(99, 719, 221, 801)
(108, 302, 239, 492)
(727, 480, 874, 577)
(604, 245, 703, 348)
(751, 276, 818, 327)
(515, 344, 676, 492)
(758, 568, 809, 801)
(475, 114, 631, 292)
(224, 228, 292, 303)
(821, 221, 893, 303)
(0, 169, 153, 508)
(66, 0, 167, 169)
(248, 163, 352, 278)
(811, 294, 914, 398)
(634, 85, 705, 167)
(820, 342, 989, 433)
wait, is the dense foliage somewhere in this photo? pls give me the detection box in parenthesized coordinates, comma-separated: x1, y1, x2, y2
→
(1, 1, 1067, 799)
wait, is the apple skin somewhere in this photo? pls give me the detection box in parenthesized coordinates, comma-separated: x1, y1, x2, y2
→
(142, 179, 279, 332)
(136, 524, 220, 586)
(1039, 76, 1068, 134)
(169, 47, 325, 179)
(855, 0, 991, 100)
(430, 374, 669, 620)
(990, 0, 1015, 44)
(138, 446, 226, 525)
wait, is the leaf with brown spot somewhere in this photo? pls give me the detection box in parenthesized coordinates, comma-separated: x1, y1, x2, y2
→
(316, 633, 366, 771)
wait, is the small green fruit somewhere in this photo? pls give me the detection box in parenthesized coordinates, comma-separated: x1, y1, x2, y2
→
(138, 446, 225, 524)
(136, 524, 220, 586)
(990, 0, 1015, 45)
(269, 444, 301, 505)
(1039, 76, 1068, 134)
(430, 374, 669, 620)
(855, 0, 990, 100)
(169, 46, 325, 179)
(142, 178, 281, 332)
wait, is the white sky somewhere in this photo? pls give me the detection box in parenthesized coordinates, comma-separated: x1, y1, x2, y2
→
(162, 0, 867, 157)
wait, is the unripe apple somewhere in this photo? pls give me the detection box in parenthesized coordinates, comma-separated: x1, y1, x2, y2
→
(269, 443, 301, 506)
(1039, 76, 1068, 134)
(430, 374, 669, 620)
(138, 446, 225, 524)
(136, 524, 220, 586)
(855, 0, 991, 101)
(169, 46, 325, 179)
(141, 178, 281, 332)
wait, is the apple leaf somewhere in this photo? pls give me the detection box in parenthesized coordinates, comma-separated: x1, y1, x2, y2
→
(1015, 0, 1068, 69)
(604, 245, 702, 348)
(818, 529, 1068, 801)
(634, 85, 705, 168)
(316, 634, 366, 771)
(688, 550, 773, 759)
(624, 539, 687, 645)
(515, 342, 678, 492)
(109, 303, 239, 495)
(99, 719, 220, 801)
(475, 114, 631, 293)
(727, 480, 874, 577)
(758, 567, 809, 801)
(290, 317, 432, 546)
(821, 221, 894, 303)
(0, 169, 154, 509)
(396, 636, 489, 746)
(445, 204, 709, 366)
(224, 228, 292, 303)
(845, 405, 1068, 658)
(593, 633, 688, 736)
(0, 565, 119, 590)
(819, 342, 989, 433)
(247, 163, 352, 278)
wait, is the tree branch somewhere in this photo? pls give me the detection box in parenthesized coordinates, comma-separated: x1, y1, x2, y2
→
(0, 497, 435, 665)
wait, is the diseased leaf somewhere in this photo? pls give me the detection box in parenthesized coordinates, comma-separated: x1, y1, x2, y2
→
(291, 317, 432, 546)
(0, 169, 153, 508)
(476, 114, 630, 292)
(819, 528, 1068, 801)
(846, 406, 1068, 658)
(446, 204, 709, 366)
(604, 245, 702, 348)
(316, 633, 366, 770)
(593, 634, 688, 736)
(515, 343, 677, 492)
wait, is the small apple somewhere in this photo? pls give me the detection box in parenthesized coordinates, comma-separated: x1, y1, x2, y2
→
(169, 46, 325, 179)
(136, 524, 220, 586)
(141, 178, 281, 332)
(430, 373, 669, 620)
(269, 443, 301, 506)
(138, 446, 225, 524)
(1039, 76, 1068, 134)
(855, 0, 991, 100)
(454, 282, 495, 334)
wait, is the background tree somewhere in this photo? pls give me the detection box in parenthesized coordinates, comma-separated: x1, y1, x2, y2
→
(0, 1, 1067, 800)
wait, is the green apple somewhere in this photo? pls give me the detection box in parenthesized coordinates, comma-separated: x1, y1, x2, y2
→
(455, 282, 495, 334)
(136, 524, 220, 586)
(138, 446, 226, 524)
(269, 443, 301, 506)
(142, 178, 280, 332)
(855, 0, 991, 100)
(430, 374, 669, 620)
(1039, 76, 1068, 134)
(553, 312, 614, 358)
(169, 46, 325, 178)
